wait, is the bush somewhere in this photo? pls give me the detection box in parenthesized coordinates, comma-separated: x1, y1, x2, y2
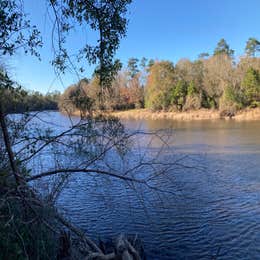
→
(249, 100, 260, 108)
(183, 95, 201, 111)
(183, 82, 201, 110)
(145, 91, 170, 111)
(219, 85, 243, 115)
(0, 188, 59, 259)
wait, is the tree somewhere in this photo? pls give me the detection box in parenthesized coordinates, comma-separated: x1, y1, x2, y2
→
(110, 70, 129, 109)
(0, 0, 42, 57)
(50, 0, 132, 91)
(127, 57, 139, 78)
(236, 56, 260, 81)
(198, 52, 210, 59)
(183, 81, 202, 110)
(147, 59, 155, 71)
(69, 82, 94, 118)
(202, 53, 234, 108)
(145, 61, 175, 110)
(219, 85, 242, 115)
(241, 67, 260, 106)
(140, 57, 148, 70)
(128, 73, 144, 108)
(214, 38, 234, 57)
(245, 37, 260, 57)
(170, 80, 188, 111)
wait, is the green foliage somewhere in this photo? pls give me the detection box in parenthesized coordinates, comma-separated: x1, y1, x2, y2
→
(147, 59, 155, 71)
(245, 37, 260, 57)
(187, 81, 197, 96)
(219, 85, 243, 113)
(0, 69, 60, 113)
(214, 38, 234, 57)
(69, 85, 94, 118)
(59, 80, 96, 116)
(170, 80, 188, 111)
(0, 189, 59, 260)
(127, 58, 139, 78)
(51, 0, 132, 89)
(200, 93, 217, 109)
(140, 57, 148, 70)
(241, 67, 260, 105)
(249, 100, 260, 108)
(145, 61, 175, 110)
(59, 38, 260, 113)
(223, 86, 239, 103)
(0, 0, 42, 57)
(183, 81, 201, 110)
(145, 91, 170, 111)
(198, 52, 209, 59)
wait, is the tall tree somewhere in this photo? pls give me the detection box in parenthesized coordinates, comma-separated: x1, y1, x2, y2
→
(202, 54, 234, 108)
(214, 38, 234, 57)
(147, 59, 155, 71)
(145, 61, 175, 110)
(127, 57, 139, 78)
(241, 67, 260, 105)
(140, 57, 148, 70)
(245, 37, 260, 57)
(170, 80, 188, 111)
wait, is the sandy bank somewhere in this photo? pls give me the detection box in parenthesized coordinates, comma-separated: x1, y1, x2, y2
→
(69, 108, 260, 121)
(111, 108, 260, 121)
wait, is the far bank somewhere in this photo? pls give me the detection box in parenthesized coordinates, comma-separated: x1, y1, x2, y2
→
(70, 108, 260, 121)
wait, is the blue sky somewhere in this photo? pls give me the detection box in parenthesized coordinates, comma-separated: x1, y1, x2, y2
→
(9, 0, 260, 93)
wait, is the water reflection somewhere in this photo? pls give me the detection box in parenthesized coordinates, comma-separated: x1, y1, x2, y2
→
(134, 119, 260, 154)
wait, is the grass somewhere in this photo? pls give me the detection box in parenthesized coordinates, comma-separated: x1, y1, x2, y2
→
(110, 108, 260, 121)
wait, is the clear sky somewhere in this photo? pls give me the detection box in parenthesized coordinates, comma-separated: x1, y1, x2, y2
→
(8, 0, 260, 94)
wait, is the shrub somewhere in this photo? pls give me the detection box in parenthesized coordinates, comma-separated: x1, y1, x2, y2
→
(183, 81, 201, 110)
(183, 95, 201, 111)
(0, 189, 59, 259)
(219, 85, 243, 115)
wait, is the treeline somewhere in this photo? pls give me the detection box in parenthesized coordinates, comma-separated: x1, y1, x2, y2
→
(5, 89, 60, 113)
(0, 73, 60, 114)
(60, 38, 260, 115)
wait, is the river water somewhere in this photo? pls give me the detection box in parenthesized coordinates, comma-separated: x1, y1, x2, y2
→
(32, 112, 260, 259)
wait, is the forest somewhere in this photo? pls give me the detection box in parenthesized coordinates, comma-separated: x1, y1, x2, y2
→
(2, 85, 60, 113)
(60, 38, 260, 117)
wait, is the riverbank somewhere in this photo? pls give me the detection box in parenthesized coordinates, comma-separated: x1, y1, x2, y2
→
(70, 108, 260, 121)
(111, 108, 260, 121)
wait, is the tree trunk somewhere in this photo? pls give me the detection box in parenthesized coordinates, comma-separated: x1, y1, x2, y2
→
(0, 104, 24, 186)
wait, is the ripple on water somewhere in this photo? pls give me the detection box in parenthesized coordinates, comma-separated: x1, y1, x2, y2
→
(39, 114, 260, 259)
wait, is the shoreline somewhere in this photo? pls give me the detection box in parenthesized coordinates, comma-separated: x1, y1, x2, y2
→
(110, 108, 260, 121)
(69, 108, 260, 121)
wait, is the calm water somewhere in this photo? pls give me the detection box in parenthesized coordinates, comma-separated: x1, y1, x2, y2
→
(33, 113, 260, 259)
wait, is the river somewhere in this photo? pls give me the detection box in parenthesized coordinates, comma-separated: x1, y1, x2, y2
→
(29, 112, 260, 259)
